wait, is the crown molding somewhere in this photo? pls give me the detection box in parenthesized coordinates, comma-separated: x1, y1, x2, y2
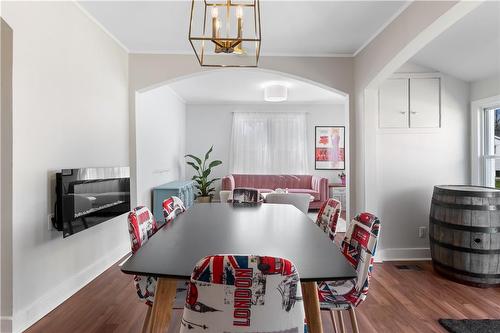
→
(129, 49, 354, 58)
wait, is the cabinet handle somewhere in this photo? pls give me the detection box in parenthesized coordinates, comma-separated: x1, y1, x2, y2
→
(410, 110, 418, 114)
(399, 111, 406, 114)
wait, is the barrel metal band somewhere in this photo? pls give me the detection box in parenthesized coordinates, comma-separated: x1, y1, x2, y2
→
(432, 198, 500, 211)
(433, 260, 500, 279)
(434, 186, 500, 198)
(430, 236, 500, 254)
(429, 217, 500, 233)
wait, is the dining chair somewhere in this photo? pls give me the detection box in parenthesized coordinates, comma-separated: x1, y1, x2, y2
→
(219, 190, 232, 203)
(316, 198, 342, 241)
(180, 254, 306, 333)
(162, 195, 186, 223)
(127, 206, 187, 331)
(231, 187, 261, 205)
(264, 193, 311, 214)
(317, 212, 381, 333)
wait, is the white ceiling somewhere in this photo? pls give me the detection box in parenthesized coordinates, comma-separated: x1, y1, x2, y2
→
(78, 1, 408, 56)
(412, 1, 500, 82)
(167, 69, 346, 104)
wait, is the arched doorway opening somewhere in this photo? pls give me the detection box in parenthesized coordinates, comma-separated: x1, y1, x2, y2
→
(132, 68, 351, 222)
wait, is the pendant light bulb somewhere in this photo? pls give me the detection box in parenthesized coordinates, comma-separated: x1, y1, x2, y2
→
(211, 6, 219, 18)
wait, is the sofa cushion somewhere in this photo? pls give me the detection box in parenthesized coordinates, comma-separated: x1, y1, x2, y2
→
(232, 174, 313, 190)
(281, 175, 313, 189)
(287, 188, 320, 201)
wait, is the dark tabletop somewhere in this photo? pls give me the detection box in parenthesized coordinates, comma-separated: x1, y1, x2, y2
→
(121, 203, 356, 282)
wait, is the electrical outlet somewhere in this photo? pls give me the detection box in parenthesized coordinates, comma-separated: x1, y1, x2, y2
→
(418, 226, 427, 238)
(48, 213, 54, 231)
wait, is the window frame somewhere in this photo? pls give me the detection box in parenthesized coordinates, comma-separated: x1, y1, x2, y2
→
(471, 95, 500, 187)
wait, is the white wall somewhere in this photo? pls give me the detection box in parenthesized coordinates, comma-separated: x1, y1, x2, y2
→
(2, 2, 129, 332)
(128, 54, 356, 217)
(470, 75, 500, 101)
(136, 86, 186, 208)
(0, 17, 13, 333)
(376, 73, 470, 260)
(185, 103, 346, 197)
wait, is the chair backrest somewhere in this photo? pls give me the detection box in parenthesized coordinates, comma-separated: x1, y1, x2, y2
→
(316, 199, 342, 240)
(265, 193, 310, 214)
(180, 255, 305, 333)
(232, 187, 260, 204)
(127, 206, 158, 253)
(341, 212, 380, 306)
(219, 190, 233, 203)
(162, 196, 186, 223)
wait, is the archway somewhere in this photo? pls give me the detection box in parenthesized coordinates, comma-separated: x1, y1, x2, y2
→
(131, 67, 352, 221)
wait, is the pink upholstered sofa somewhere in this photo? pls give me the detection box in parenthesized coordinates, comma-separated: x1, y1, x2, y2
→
(221, 174, 328, 210)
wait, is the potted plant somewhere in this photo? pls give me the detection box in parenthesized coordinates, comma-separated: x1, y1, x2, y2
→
(185, 146, 222, 203)
(338, 172, 346, 186)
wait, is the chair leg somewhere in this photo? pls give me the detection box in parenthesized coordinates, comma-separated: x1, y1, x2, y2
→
(142, 306, 152, 333)
(335, 310, 345, 333)
(329, 309, 339, 333)
(348, 307, 360, 333)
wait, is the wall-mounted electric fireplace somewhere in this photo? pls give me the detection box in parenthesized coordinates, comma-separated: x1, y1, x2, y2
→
(54, 167, 130, 237)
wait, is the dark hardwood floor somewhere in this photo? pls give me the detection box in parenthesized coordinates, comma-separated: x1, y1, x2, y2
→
(24, 259, 500, 333)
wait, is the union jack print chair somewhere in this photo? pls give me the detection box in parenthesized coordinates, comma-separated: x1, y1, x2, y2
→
(316, 198, 342, 241)
(317, 212, 380, 333)
(162, 196, 186, 223)
(127, 206, 187, 322)
(180, 255, 306, 333)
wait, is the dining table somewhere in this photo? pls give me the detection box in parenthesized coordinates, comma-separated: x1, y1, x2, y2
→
(121, 203, 356, 333)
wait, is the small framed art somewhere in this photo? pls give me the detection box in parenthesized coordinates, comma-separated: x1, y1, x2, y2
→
(315, 126, 345, 170)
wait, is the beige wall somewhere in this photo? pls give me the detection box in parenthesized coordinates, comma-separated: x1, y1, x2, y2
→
(129, 54, 356, 214)
(0, 17, 13, 333)
(2, 2, 129, 331)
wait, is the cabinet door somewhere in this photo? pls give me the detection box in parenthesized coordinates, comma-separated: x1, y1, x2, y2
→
(379, 79, 409, 128)
(409, 78, 440, 128)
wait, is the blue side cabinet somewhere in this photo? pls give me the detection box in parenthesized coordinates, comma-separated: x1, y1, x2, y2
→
(152, 180, 195, 222)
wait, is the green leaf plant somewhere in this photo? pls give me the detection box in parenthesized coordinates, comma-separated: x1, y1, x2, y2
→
(185, 146, 223, 198)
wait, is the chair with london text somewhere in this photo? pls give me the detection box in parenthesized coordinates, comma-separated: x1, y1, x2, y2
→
(317, 212, 381, 333)
(127, 205, 187, 332)
(162, 195, 186, 224)
(316, 198, 342, 241)
(180, 255, 306, 332)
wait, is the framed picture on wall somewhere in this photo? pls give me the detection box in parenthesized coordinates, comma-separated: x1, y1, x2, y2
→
(315, 126, 345, 170)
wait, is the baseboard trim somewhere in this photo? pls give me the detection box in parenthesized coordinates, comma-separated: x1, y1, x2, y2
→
(13, 245, 129, 333)
(375, 247, 431, 262)
(1, 316, 13, 333)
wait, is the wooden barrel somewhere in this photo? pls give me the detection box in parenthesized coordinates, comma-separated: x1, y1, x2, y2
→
(429, 185, 500, 287)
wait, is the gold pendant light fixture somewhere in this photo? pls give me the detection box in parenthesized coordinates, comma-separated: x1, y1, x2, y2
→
(188, 0, 261, 67)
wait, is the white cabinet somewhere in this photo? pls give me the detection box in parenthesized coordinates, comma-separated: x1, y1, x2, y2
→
(409, 78, 440, 128)
(379, 76, 441, 129)
(379, 79, 409, 128)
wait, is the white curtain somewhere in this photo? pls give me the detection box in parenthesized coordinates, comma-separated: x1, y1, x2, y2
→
(230, 112, 309, 174)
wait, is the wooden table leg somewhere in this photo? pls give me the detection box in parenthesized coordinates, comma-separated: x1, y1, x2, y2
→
(148, 278, 178, 333)
(301, 281, 324, 333)
(142, 306, 152, 333)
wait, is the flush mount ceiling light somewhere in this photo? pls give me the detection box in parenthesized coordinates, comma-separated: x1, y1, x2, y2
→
(264, 84, 288, 102)
(188, 0, 262, 67)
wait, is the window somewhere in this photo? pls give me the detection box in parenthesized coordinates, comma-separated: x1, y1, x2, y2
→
(229, 112, 309, 174)
(483, 107, 500, 188)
